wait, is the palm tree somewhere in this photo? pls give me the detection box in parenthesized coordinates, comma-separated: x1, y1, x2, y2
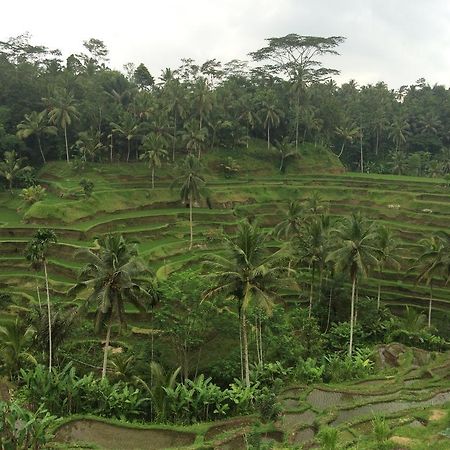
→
(273, 201, 304, 240)
(193, 78, 213, 130)
(139, 133, 168, 188)
(110, 113, 140, 162)
(374, 226, 401, 309)
(239, 100, 258, 149)
(74, 128, 105, 162)
(327, 214, 378, 356)
(182, 121, 208, 159)
(389, 115, 410, 151)
(46, 89, 79, 163)
(203, 221, 284, 386)
(0, 318, 36, 381)
(390, 149, 409, 175)
(25, 229, 57, 371)
(172, 155, 205, 250)
(296, 217, 328, 318)
(16, 111, 57, 163)
(0, 151, 32, 193)
(73, 234, 156, 379)
(259, 101, 281, 150)
(413, 235, 447, 327)
(275, 138, 297, 173)
(335, 122, 360, 158)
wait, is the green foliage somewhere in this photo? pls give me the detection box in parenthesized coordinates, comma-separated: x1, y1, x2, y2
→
(317, 426, 339, 450)
(19, 364, 147, 420)
(324, 347, 374, 383)
(20, 184, 46, 204)
(294, 357, 325, 384)
(255, 387, 282, 423)
(79, 178, 94, 197)
(0, 400, 58, 450)
(371, 414, 391, 447)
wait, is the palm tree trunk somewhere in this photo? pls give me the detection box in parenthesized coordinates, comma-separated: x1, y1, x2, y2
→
(241, 310, 250, 387)
(43, 261, 52, 372)
(246, 124, 249, 149)
(37, 135, 46, 163)
(360, 129, 364, 173)
(36, 281, 42, 311)
(377, 281, 381, 310)
(173, 114, 177, 162)
(309, 264, 315, 318)
(375, 129, 379, 156)
(239, 310, 244, 382)
(151, 168, 155, 189)
(338, 142, 345, 158)
(189, 197, 193, 250)
(102, 318, 113, 379)
(64, 126, 70, 163)
(110, 134, 113, 162)
(127, 139, 131, 162)
(267, 123, 270, 150)
(428, 284, 433, 328)
(349, 275, 356, 357)
(325, 286, 333, 333)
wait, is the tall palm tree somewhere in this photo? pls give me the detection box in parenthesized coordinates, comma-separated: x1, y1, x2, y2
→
(203, 221, 284, 386)
(73, 234, 156, 379)
(296, 217, 328, 318)
(0, 151, 32, 193)
(275, 138, 297, 173)
(46, 89, 79, 163)
(259, 101, 281, 150)
(172, 155, 205, 250)
(182, 121, 208, 159)
(164, 80, 186, 161)
(25, 229, 57, 371)
(413, 235, 447, 327)
(139, 133, 168, 188)
(327, 214, 378, 356)
(16, 110, 57, 163)
(193, 78, 213, 130)
(239, 100, 258, 149)
(374, 226, 401, 309)
(110, 113, 140, 162)
(273, 201, 304, 240)
(335, 122, 360, 158)
(389, 115, 410, 151)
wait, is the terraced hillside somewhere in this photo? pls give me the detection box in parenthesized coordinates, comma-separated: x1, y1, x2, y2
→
(0, 149, 449, 335)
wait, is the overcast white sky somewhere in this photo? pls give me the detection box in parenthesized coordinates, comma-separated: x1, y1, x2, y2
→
(1, 0, 449, 88)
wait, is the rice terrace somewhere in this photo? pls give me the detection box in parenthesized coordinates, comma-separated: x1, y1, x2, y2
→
(0, 5, 450, 449)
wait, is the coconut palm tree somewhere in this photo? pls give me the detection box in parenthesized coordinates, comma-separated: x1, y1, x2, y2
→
(203, 221, 284, 386)
(374, 226, 401, 309)
(275, 138, 298, 173)
(259, 100, 281, 150)
(46, 89, 79, 163)
(139, 133, 168, 188)
(0, 151, 32, 193)
(25, 229, 57, 371)
(327, 214, 378, 356)
(413, 235, 447, 327)
(73, 234, 156, 379)
(335, 121, 360, 158)
(164, 80, 187, 161)
(389, 115, 410, 151)
(16, 111, 57, 163)
(172, 155, 205, 250)
(110, 112, 140, 162)
(273, 201, 304, 240)
(182, 121, 208, 159)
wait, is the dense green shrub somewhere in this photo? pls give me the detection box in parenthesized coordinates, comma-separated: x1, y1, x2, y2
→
(0, 400, 57, 450)
(19, 364, 147, 420)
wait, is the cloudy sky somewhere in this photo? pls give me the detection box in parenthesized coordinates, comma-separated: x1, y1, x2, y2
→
(1, 0, 449, 88)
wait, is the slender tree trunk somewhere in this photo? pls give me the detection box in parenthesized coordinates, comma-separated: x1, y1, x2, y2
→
(36, 281, 42, 311)
(239, 309, 244, 382)
(241, 310, 250, 387)
(127, 139, 131, 162)
(360, 126, 364, 173)
(255, 315, 260, 366)
(279, 154, 284, 172)
(428, 284, 433, 328)
(37, 135, 46, 163)
(110, 134, 113, 162)
(309, 264, 315, 318)
(338, 142, 345, 158)
(102, 318, 113, 379)
(246, 124, 249, 149)
(151, 167, 155, 189)
(43, 261, 52, 372)
(189, 197, 193, 250)
(326, 286, 333, 333)
(375, 129, 379, 156)
(267, 123, 270, 150)
(172, 114, 177, 162)
(349, 275, 356, 357)
(295, 117, 299, 151)
(258, 314, 263, 366)
(64, 126, 69, 163)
